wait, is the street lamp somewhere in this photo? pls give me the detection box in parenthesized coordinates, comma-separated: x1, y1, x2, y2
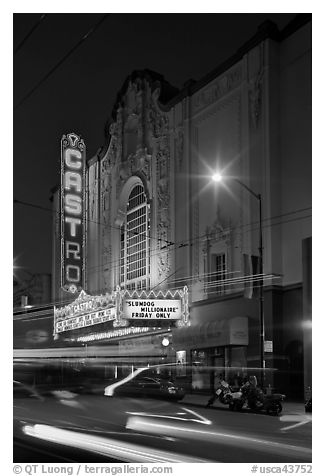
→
(212, 173, 265, 388)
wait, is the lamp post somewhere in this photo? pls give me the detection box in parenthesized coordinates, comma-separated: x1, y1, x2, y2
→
(212, 173, 265, 388)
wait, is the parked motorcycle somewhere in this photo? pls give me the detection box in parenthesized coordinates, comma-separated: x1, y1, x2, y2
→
(305, 386, 312, 413)
(206, 379, 242, 407)
(305, 398, 312, 413)
(207, 377, 285, 416)
(235, 381, 285, 416)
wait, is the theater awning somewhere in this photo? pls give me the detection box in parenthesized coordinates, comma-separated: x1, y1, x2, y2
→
(172, 316, 248, 349)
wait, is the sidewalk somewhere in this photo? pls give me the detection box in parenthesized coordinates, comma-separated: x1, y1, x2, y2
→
(181, 393, 306, 415)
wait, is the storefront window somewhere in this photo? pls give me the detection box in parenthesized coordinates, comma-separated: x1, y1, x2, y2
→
(189, 346, 248, 392)
(226, 346, 247, 388)
(191, 350, 210, 390)
(176, 350, 186, 377)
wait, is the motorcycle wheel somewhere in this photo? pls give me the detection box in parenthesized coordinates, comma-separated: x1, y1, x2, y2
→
(267, 402, 282, 416)
(229, 401, 243, 411)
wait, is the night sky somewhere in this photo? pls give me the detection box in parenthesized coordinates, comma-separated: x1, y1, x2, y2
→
(13, 12, 298, 280)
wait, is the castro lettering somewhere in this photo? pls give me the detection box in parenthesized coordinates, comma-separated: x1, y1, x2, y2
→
(61, 134, 85, 291)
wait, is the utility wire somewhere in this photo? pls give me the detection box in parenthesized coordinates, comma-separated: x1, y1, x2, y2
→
(13, 273, 277, 323)
(14, 14, 47, 55)
(14, 197, 311, 266)
(14, 198, 52, 215)
(150, 268, 181, 293)
(13, 269, 240, 317)
(86, 212, 312, 275)
(13, 197, 175, 247)
(13, 264, 282, 322)
(14, 14, 110, 110)
(14, 196, 311, 277)
(12, 269, 239, 317)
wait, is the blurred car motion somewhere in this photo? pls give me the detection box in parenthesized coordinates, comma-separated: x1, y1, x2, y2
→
(13, 377, 205, 463)
(13, 380, 44, 401)
(13, 358, 311, 464)
(112, 375, 185, 401)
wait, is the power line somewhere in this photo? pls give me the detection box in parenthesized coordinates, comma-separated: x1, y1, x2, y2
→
(85, 212, 311, 275)
(13, 272, 280, 323)
(14, 14, 110, 110)
(150, 268, 182, 292)
(14, 196, 311, 276)
(14, 197, 311, 262)
(14, 14, 47, 54)
(14, 198, 52, 215)
(13, 269, 238, 317)
(13, 197, 175, 247)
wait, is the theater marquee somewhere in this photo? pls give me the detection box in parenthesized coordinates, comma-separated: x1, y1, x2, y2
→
(53, 287, 190, 340)
(54, 290, 115, 335)
(60, 132, 86, 293)
(117, 287, 190, 328)
(123, 299, 182, 320)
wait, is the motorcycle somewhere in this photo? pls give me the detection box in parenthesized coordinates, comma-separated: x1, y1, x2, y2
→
(305, 386, 312, 413)
(206, 379, 242, 407)
(305, 398, 312, 413)
(237, 382, 285, 416)
(207, 378, 285, 416)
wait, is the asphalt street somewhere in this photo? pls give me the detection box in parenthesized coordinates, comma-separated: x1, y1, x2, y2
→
(13, 393, 312, 463)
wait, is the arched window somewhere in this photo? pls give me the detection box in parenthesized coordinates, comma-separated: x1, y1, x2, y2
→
(120, 184, 150, 290)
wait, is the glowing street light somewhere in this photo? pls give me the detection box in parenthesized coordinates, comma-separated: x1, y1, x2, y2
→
(212, 173, 223, 182)
(212, 172, 265, 388)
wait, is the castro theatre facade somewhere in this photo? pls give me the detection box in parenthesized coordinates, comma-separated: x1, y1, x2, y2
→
(52, 16, 311, 396)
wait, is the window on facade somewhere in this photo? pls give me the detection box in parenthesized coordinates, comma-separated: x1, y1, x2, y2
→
(206, 252, 226, 295)
(120, 184, 150, 290)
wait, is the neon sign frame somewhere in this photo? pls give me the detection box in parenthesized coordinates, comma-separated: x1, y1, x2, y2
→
(60, 132, 86, 293)
(53, 287, 190, 340)
(115, 286, 190, 328)
(54, 290, 115, 335)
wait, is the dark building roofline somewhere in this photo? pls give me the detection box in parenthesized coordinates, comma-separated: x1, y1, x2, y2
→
(49, 13, 311, 196)
(167, 13, 312, 107)
(280, 12, 311, 40)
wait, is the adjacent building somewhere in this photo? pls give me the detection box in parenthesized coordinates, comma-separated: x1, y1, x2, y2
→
(13, 272, 53, 348)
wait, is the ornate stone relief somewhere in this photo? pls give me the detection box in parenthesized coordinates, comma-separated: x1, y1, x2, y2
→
(175, 126, 184, 171)
(248, 43, 265, 130)
(202, 206, 232, 292)
(205, 205, 231, 246)
(100, 157, 112, 291)
(108, 111, 123, 167)
(193, 66, 242, 114)
(156, 145, 171, 280)
(113, 79, 156, 199)
(118, 149, 151, 184)
(88, 162, 99, 223)
(150, 98, 171, 282)
(103, 77, 173, 286)
(147, 89, 169, 139)
(249, 68, 264, 130)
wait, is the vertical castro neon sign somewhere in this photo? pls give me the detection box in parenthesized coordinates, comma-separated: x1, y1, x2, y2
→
(60, 133, 86, 293)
